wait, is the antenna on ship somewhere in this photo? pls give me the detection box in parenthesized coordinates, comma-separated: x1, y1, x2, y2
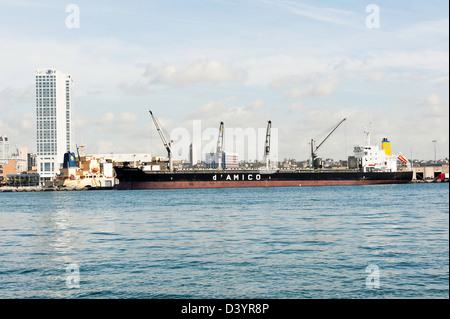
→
(311, 118, 346, 169)
(265, 120, 272, 170)
(149, 110, 173, 171)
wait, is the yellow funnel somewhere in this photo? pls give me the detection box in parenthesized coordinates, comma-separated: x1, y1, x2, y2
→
(381, 138, 392, 156)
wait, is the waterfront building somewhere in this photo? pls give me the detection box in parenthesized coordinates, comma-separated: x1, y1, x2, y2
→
(35, 69, 74, 185)
(205, 152, 239, 169)
(27, 153, 37, 171)
(0, 135, 9, 165)
(11, 146, 28, 174)
(1, 159, 17, 180)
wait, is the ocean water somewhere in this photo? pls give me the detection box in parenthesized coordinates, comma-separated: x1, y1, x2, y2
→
(0, 183, 448, 299)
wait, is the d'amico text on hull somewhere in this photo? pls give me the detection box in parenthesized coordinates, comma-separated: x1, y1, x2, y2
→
(113, 167, 413, 190)
(113, 110, 413, 190)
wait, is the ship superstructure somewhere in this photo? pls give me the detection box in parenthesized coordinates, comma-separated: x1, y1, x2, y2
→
(350, 128, 409, 173)
(49, 145, 115, 188)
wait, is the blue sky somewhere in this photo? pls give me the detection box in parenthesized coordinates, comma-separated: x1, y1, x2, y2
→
(0, 0, 448, 161)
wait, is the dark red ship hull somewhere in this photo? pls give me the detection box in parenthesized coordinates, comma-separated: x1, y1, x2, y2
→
(113, 167, 413, 190)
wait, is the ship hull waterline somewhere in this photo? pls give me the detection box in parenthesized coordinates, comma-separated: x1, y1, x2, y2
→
(115, 179, 411, 190)
(113, 167, 413, 190)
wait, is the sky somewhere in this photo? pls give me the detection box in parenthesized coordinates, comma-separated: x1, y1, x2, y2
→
(0, 0, 448, 162)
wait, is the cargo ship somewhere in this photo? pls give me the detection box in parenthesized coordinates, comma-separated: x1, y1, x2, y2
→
(113, 111, 413, 190)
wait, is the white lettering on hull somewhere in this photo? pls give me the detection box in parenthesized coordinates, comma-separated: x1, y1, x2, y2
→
(213, 174, 261, 181)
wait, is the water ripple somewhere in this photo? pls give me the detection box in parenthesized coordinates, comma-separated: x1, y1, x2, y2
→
(0, 183, 448, 298)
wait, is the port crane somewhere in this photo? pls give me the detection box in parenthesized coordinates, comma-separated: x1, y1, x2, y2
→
(149, 110, 173, 171)
(311, 117, 346, 169)
(264, 120, 272, 170)
(216, 122, 224, 169)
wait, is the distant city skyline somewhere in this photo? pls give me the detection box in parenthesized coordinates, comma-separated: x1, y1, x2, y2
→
(0, 0, 448, 161)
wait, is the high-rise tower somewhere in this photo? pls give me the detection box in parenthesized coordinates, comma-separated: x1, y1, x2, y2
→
(0, 135, 9, 164)
(35, 69, 73, 184)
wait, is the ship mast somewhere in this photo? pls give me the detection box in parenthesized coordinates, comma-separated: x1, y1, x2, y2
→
(364, 123, 371, 146)
(216, 122, 224, 170)
(311, 118, 346, 169)
(265, 120, 271, 170)
(149, 110, 173, 171)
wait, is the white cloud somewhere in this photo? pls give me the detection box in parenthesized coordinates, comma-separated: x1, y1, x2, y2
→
(247, 48, 448, 88)
(97, 112, 115, 126)
(0, 113, 35, 152)
(141, 60, 248, 86)
(95, 112, 140, 133)
(183, 97, 266, 128)
(421, 93, 448, 117)
(396, 93, 449, 158)
(398, 18, 449, 39)
(268, 72, 320, 89)
(285, 75, 340, 99)
(0, 86, 34, 105)
(431, 76, 449, 86)
(288, 102, 305, 113)
(366, 50, 448, 72)
(366, 71, 389, 83)
(117, 81, 149, 96)
(245, 55, 332, 86)
(184, 96, 237, 121)
(93, 140, 115, 154)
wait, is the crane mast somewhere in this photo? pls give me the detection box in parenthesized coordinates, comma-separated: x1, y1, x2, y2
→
(264, 120, 271, 169)
(311, 118, 346, 169)
(216, 122, 224, 170)
(149, 110, 173, 171)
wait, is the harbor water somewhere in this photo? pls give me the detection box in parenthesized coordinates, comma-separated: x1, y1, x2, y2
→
(0, 183, 448, 299)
